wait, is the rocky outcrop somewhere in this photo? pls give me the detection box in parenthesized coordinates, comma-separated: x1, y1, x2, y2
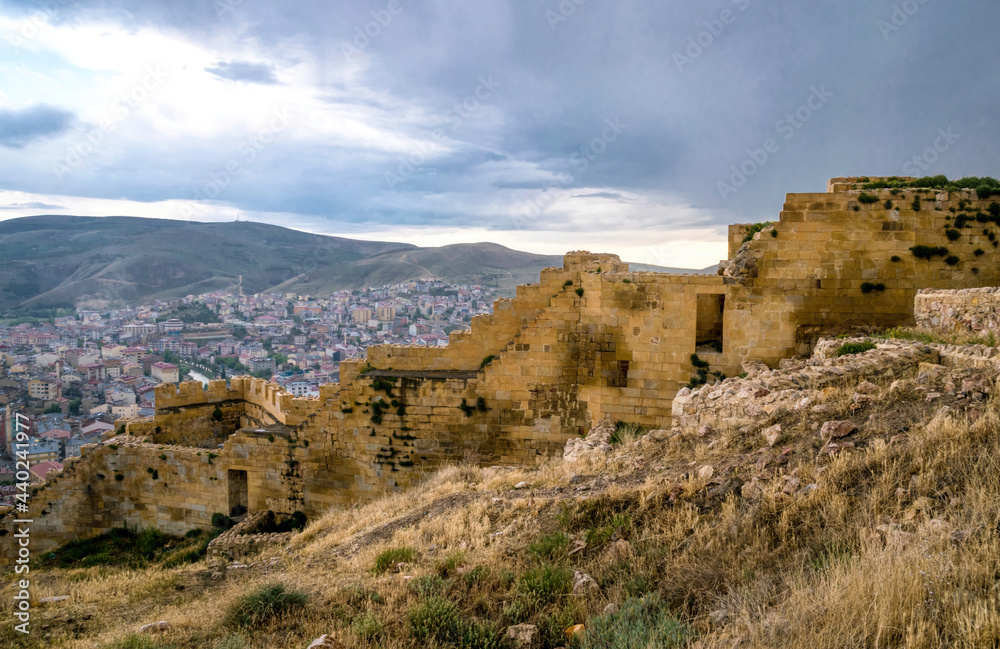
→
(915, 287, 1000, 334)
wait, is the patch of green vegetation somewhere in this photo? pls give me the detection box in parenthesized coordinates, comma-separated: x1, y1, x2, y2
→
(910, 245, 949, 260)
(100, 634, 174, 649)
(610, 420, 650, 445)
(373, 547, 417, 574)
(860, 282, 886, 294)
(578, 593, 690, 649)
(884, 199, 894, 209)
(408, 597, 505, 649)
(741, 222, 774, 243)
(528, 532, 572, 563)
(351, 611, 385, 641)
(409, 574, 448, 599)
(575, 287, 585, 297)
(858, 192, 879, 204)
(890, 255, 901, 262)
(43, 526, 179, 569)
(476, 396, 488, 412)
(458, 398, 476, 417)
(945, 255, 960, 266)
(945, 228, 961, 241)
(480, 354, 497, 369)
(835, 341, 877, 357)
(518, 565, 573, 605)
(224, 583, 308, 630)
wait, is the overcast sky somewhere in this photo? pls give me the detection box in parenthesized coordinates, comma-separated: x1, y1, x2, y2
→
(0, 0, 997, 268)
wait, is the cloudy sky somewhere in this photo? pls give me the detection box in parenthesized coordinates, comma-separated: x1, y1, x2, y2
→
(0, 0, 997, 268)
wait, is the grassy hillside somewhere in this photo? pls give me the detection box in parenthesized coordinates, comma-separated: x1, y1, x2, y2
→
(0, 217, 562, 312)
(4, 326, 1000, 649)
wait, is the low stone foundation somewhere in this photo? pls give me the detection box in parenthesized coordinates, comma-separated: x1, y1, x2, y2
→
(915, 287, 1000, 334)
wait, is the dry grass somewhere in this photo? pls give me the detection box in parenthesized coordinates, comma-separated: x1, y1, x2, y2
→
(4, 350, 1000, 648)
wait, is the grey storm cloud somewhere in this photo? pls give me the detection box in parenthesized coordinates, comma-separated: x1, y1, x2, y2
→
(0, 0, 998, 233)
(0, 105, 75, 149)
(205, 61, 280, 85)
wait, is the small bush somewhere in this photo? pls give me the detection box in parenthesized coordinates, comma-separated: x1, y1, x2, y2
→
(575, 287, 585, 297)
(975, 248, 985, 256)
(352, 611, 384, 641)
(946, 228, 961, 241)
(528, 532, 571, 563)
(890, 255, 901, 262)
(578, 593, 690, 649)
(858, 192, 879, 204)
(610, 421, 649, 445)
(476, 396, 488, 412)
(518, 565, 572, 605)
(911, 196, 922, 211)
(212, 513, 235, 529)
(563, 279, 573, 287)
(407, 597, 504, 648)
(945, 255, 960, 266)
(212, 405, 223, 422)
(835, 341, 877, 357)
(480, 354, 497, 369)
(741, 222, 774, 243)
(224, 583, 308, 630)
(770, 229, 778, 237)
(458, 399, 475, 417)
(373, 547, 416, 574)
(883, 199, 893, 209)
(410, 574, 447, 598)
(860, 282, 885, 294)
(910, 245, 949, 260)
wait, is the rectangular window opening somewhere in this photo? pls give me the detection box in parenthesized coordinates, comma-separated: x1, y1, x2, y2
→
(228, 469, 248, 517)
(696, 294, 725, 353)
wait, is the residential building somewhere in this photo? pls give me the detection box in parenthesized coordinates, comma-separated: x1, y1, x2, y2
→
(151, 362, 179, 383)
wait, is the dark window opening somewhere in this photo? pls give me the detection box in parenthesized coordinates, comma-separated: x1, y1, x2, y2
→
(228, 469, 248, 517)
(696, 294, 725, 353)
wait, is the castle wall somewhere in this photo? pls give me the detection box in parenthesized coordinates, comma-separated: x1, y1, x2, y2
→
(914, 287, 1000, 334)
(6, 179, 1000, 565)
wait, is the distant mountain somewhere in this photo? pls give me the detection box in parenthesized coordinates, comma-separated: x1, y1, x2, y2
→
(0, 215, 713, 312)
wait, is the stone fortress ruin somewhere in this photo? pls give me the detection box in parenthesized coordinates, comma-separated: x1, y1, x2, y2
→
(5, 176, 1000, 564)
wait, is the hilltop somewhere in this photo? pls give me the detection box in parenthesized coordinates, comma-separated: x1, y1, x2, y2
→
(3, 324, 999, 649)
(0, 216, 708, 313)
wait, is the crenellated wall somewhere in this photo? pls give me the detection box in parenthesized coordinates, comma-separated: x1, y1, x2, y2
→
(6, 178, 1000, 566)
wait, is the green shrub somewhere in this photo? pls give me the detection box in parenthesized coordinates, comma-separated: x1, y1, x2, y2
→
(373, 547, 416, 574)
(224, 583, 308, 630)
(975, 248, 985, 256)
(890, 255, 901, 262)
(101, 634, 171, 649)
(741, 222, 774, 243)
(212, 513, 235, 530)
(575, 287, 585, 297)
(212, 405, 223, 422)
(563, 280, 573, 287)
(910, 245, 949, 260)
(835, 341, 877, 357)
(858, 192, 879, 204)
(351, 611, 384, 641)
(408, 597, 504, 648)
(946, 228, 961, 241)
(410, 574, 447, 598)
(911, 196, 921, 211)
(480, 354, 497, 369)
(476, 396, 488, 412)
(860, 282, 885, 294)
(578, 593, 690, 649)
(458, 399, 475, 417)
(883, 199, 893, 209)
(528, 532, 571, 563)
(609, 421, 649, 445)
(518, 565, 572, 605)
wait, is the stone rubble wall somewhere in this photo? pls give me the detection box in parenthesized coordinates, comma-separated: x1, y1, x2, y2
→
(914, 287, 1000, 334)
(206, 511, 293, 561)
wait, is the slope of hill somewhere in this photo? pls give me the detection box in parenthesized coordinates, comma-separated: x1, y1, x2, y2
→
(4, 326, 998, 649)
(0, 216, 708, 312)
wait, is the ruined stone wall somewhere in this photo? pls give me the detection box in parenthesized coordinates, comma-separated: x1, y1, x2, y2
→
(1, 439, 227, 562)
(914, 287, 1000, 334)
